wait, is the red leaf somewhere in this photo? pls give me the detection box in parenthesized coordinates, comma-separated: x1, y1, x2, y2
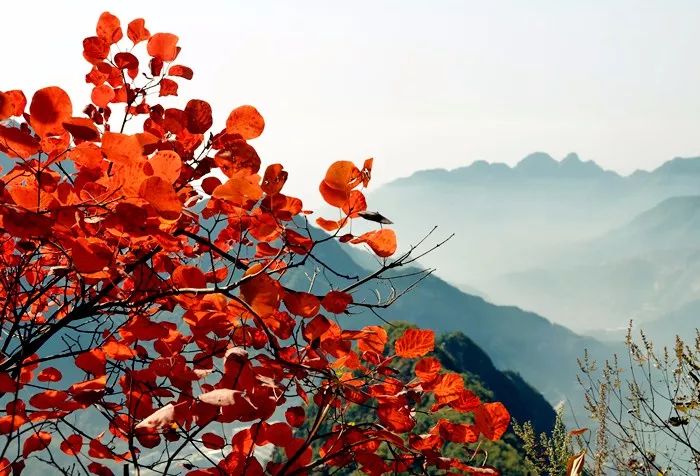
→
(225, 105, 265, 140)
(96, 12, 123, 44)
(437, 421, 478, 443)
(88, 462, 114, 476)
(147, 33, 179, 61)
(201, 432, 226, 450)
(60, 434, 83, 456)
(22, 431, 51, 458)
(377, 404, 414, 433)
(0, 125, 39, 159)
(283, 291, 320, 318)
(321, 291, 353, 314)
(184, 99, 212, 134)
(63, 117, 101, 141)
(285, 406, 305, 428)
(261, 164, 288, 195)
(201, 176, 222, 195)
(75, 349, 107, 377)
(72, 237, 113, 274)
(169, 65, 194, 80)
(0, 373, 18, 393)
(159, 78, 179, 97)
(350, 229, 397, 258)
(29, 86, 72, 137)
(172, 265, 206, 289)
(395, 328, 434, 358)
(29, 390, 68, 409)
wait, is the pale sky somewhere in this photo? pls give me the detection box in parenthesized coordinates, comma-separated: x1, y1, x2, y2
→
(3, 1, 699, 206)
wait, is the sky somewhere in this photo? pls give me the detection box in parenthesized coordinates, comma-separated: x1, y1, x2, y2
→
(2, 0, 699, 205)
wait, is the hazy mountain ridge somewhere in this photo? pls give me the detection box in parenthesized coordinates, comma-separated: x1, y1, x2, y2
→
(370, 153, 700, 332)
(395, 153, 700, 184)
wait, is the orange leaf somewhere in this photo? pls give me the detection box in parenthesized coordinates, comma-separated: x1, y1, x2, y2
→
(29, 86, 72, 138)
(147, 33, 179, 61)
(22, 431, 51, 458)
(103, 340, 136, 361)
(149, 150, 182, 183)
(357, 326, 387, 353)
(0, 125, 40, 159)
(0, 90, 26, 119)
(102, 131, 153, 164)
(139, 176, 182, 220)
(315, 217, 342, 232)
(341, 190, 367, 218)
(127, 18, 150, 44)
(474, 402, 510, 441)
(240, 270, 281, 317)
(225, 105, 265, 140)
(212, 176, 263, 206)
(395, 328, 434, 358)
(433, 373, 464, 400)
(91, 84, 115, 108)
(415, 357, 441, 383)
(323, 161, 361, 193)
(350, 229, 397, 258)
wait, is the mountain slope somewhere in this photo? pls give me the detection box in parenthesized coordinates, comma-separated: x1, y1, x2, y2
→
(285, 323, 556, 475)
(491, 195, 700, 330)
(292, 225, 615, 405)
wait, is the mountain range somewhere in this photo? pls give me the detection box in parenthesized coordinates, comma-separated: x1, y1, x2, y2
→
(369, 153, 700, 332)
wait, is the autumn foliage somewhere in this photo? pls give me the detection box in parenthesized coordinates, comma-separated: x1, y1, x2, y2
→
(0, 12, 509, 475)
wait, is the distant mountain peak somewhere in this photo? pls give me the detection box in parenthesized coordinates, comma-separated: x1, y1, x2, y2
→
(650, 156, 700, 176)
(562, 152, 582, 163)
(515, 152, 557, 172)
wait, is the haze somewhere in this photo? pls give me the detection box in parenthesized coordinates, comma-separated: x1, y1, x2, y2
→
(3, 0, 699, 206)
